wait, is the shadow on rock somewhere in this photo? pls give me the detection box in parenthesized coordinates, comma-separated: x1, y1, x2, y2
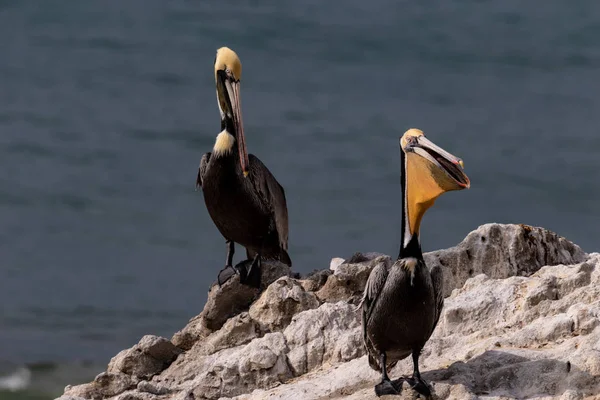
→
(424, 350, 591, 399)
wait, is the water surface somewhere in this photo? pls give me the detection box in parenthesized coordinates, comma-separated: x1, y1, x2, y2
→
(1, 1, 600, 397)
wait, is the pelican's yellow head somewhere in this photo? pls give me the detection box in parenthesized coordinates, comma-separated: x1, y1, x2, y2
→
(400, 128, 470, 239)
(214, 47, 242, 83)
(213, 47, 249, 177)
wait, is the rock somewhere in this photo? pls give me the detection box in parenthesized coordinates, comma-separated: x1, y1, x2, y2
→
(424, 223, 586, 297)
(343, 252, 388, 264)
(61, 335, 184, 400)
(248, 276, 320, 332)
(114, 392, 158, 400)
(284, 302, 362, 376)
(316, 255, 391, 303)
(228, 357, 377, 400)
(171, 312, 212, 350)
(329, 257, 345, 273)
(166, 332, 292, 400)
(156, 303, 360, 399)
(62, 372, 137, 399)
(257, 260, 292, 289)
(200, 275, 261, 332)
(236, 254, 600, 399)
(107, 335, 181, 380)
(299, 268, 332, 292)
(138, 335, 182, 363)
(173, 260, 291, 347)
(137, 380, 171, 395)
(93, 373, 137, 396)
(200, 312, 259, 355)
(62, 383, 99, 400)
(106, 349, 161, 381)
(60, 224, 597, 400)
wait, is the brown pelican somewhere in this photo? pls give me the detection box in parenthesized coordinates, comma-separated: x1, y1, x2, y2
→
(361, 129, 470, 397)
(196, 47, 291, 288)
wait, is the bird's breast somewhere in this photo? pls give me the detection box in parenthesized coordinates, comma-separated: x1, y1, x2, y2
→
(367, 263, 436, 352)
(201, 156, 271, 242)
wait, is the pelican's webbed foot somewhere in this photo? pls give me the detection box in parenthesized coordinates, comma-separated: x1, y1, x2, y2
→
(374, 352, 402, 397)
(402, 375, 431, 398)
(402, 350, 432, 398)
(217, 265, 237, 286)
(374, 379, 401, 397)
(234, 255, 261, 288)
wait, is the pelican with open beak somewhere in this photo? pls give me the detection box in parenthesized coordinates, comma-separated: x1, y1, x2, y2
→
(361, 129, 469, 397)
(196, 47, 291, 288)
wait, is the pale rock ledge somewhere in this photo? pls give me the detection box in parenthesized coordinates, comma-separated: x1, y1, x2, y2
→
(58, 223, 598, 400)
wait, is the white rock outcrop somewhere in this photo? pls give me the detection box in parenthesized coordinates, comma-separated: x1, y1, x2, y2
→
(59, 224, 598, 400)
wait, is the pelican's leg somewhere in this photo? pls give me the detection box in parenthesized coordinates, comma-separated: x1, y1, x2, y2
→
(235, 254, 261, 288)
(245, 254, 261, 287)
(374, 352, 401, 396)
(400, 350, 431, 398)
(217, 240, 236, 286)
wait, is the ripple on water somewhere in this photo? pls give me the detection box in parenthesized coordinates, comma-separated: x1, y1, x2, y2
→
(50, 130, 81, 143)
(152, 72, 188, 87)
(4, 142, 54, 158)
(60, 150, 118, 167)
(127, 127, 213, 150)
(3, 304, 185, 332)
(83, 37, 138, 52)
(49, 193, 94, 212)
(0, 192, 33, 208)
(14, 112, 65, 129)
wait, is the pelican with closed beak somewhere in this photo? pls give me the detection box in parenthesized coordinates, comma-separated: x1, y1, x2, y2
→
(196, 47, 291, 288)
(361, 129, 470, 397)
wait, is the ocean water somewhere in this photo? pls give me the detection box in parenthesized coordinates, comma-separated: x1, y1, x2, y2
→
(1, 1, 600, 398)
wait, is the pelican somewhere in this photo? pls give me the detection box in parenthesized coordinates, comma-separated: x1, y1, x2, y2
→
(196, 47, 291, 288)
(361, 129, 470, 397)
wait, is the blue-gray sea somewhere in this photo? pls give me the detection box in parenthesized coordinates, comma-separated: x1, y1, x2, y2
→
(2, 1, 600, 398)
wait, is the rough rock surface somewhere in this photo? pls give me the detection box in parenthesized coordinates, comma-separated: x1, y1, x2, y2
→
(424, 223, 586, 297)
(248, 276, 320, 332)
(316, 255, 388, 304)
(59, 224, 598, 400)
(171, 260, 290, 350)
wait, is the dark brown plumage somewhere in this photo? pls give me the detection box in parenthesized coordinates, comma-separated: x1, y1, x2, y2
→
(197, 152, 290, 266)
(361, 255, 443, 396)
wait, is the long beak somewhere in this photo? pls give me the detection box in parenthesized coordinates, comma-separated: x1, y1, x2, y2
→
(217, 70, 250, 177)
(409, 136, 470, 189)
